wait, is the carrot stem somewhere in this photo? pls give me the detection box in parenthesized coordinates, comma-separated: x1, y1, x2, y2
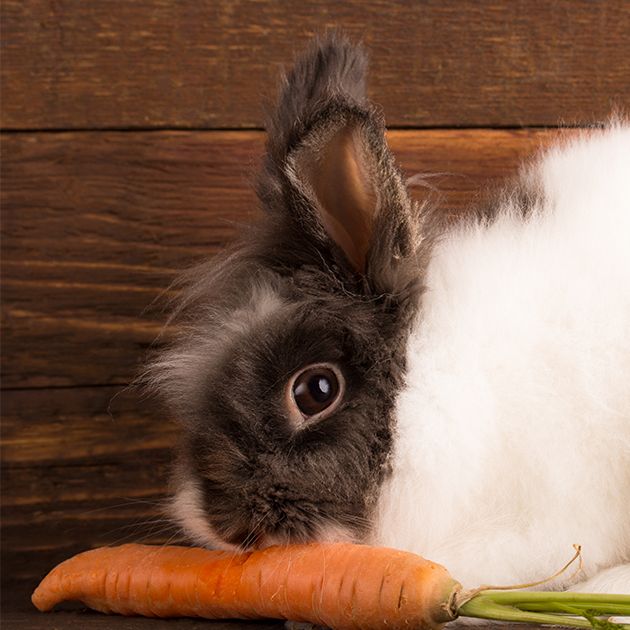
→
(459, 591, 630, 629)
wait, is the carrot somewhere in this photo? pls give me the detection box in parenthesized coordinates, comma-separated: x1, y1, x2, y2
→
(32, 542, 460, 629)
(32, 543, 630, 630)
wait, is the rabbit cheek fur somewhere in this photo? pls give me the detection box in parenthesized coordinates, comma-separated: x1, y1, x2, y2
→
(149, 34, 630, 593)
(164, 278, 414, 549)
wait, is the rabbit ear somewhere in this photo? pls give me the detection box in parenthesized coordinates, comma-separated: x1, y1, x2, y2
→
(258, 33, 422, 285)
(290, 121, 376, 272)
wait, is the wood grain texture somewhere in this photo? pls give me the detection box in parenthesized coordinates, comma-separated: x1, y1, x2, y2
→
(1, 385, 178, 578)
(2, 460, 175, 580)
(1, 129, 560, 388)
(1, 385, 176, 465)
(1, 130, 263, 388)
(2, 0, 629, 129)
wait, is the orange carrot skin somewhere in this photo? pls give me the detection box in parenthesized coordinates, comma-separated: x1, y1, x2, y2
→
(32, 542, 461, 630)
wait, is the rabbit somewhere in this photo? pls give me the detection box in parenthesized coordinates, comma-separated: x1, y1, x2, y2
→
(146, 33, 630, 595)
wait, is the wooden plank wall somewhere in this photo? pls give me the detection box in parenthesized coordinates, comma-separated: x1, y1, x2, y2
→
(2, 0, 629, 599)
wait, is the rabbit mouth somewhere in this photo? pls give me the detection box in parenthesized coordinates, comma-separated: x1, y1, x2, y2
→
(223, 519, 359, 551)
(251, 522, 358, 551)
(216, 502, 343, 550)
(170, 474, 362, 551)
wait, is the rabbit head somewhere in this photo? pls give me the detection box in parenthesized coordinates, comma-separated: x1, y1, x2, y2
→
(148, 34, 437, 550)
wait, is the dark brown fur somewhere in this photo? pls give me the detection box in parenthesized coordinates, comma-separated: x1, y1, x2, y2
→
(147, 33, 440, 548)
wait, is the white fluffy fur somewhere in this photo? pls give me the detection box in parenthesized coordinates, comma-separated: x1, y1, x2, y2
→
(371, 125, 630, 593)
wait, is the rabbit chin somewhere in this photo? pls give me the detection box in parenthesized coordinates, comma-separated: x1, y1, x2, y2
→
(170, 477, 357, 551)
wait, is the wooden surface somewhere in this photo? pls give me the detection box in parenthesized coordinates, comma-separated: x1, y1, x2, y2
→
(2, 0, 629, 129)
(2, 0, 628, 627)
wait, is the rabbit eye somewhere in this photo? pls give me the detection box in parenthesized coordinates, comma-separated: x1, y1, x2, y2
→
(287, 364, 344, 423)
